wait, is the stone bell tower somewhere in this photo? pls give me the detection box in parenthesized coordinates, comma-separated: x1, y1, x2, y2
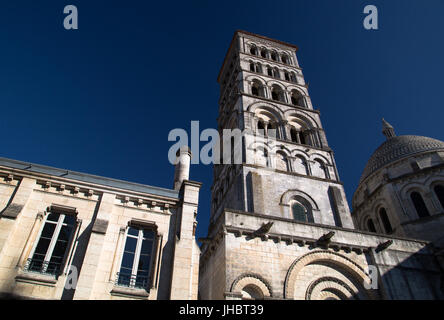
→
(208, 30, 353, 229)
(199, 31, 356, 300)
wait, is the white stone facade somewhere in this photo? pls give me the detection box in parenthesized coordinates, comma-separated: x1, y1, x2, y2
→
(0, 155, 201, 300)
(199, 31, 444, 300)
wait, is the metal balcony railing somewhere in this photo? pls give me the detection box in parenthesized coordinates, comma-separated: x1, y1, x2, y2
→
(115, 272, 149, 289)
(23, 258, 60, 276)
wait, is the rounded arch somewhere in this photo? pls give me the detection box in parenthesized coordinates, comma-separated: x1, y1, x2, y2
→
(275, 150, 290, 172)
(290, 148, 310, 159)
(259, 47, 268, 58)
(311, 158, 329, 179)
(293, 154, 309, 176)
(247, 102, 285, 121)
(283, 250, 374, 300)
(285, 112, 319, 130)
(249, 43, 258, 55)
(289, 89, 307, 108)
(305, 277, 358, 300)
(310, 153, 331, 166)
(362, 215, 377, 233)
(245, 75, 267, 86)
(269, 144, 292, 158)
(230, 273, 273, 298)
(280, 189, 319, 211)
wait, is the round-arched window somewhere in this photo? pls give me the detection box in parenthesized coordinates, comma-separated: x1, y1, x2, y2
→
(292, 202, 307, 222)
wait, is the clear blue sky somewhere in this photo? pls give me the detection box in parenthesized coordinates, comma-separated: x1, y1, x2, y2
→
(1, 1, 443, 241)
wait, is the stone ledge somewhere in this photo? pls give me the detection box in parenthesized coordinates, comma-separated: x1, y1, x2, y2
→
(15, 272, 57, 287)
(110, 286, 150, 299)
(92, 218, 109, 234)
(1, 204, 23, 219)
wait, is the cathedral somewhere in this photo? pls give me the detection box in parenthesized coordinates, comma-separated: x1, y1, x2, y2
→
(0, 30, 443, 300)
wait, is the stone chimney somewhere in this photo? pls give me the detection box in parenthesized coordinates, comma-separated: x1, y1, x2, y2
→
(173, 146, 192, 190)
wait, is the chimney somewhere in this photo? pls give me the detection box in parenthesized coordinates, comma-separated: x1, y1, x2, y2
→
(173, 146, 192, 190)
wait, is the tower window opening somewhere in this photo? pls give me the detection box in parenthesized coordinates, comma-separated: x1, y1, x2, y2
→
(290, 128, 298, 143)
(266, 122, 279, 139)
(260, 49, 267, 58)
(251, 81, 264, 97)
(271, 51, 277, 61)
(271, 85, 285, 102)
(284, 72, 290, 81)
(281, 55, 289, 64)
(379, 208, 392, 233)
(411, 192, 430, 218)
(299, 131, 306, 145)
(292, 202, 307, 222)
(291, 90, 305, 107)
(434, 185, 444, 210)
(250, 46, 257, 55)
(367, 218, 377, 233)
(273, 68, 280, 79)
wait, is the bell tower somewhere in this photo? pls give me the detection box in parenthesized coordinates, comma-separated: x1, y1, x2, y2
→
(200, 31, 356, 300)
(209, 30, 353, 228)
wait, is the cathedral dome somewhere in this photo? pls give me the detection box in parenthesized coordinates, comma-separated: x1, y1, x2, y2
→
(359, 121, 444, 184)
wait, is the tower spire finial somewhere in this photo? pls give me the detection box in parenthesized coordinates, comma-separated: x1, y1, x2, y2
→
(382, 118, 396, 139)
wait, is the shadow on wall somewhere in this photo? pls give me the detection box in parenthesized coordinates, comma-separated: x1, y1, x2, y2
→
(366, 243, 444, 300)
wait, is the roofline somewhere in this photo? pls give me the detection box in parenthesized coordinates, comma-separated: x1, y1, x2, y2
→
(0, 157, 179, 199)
(216, 30, 299, 83)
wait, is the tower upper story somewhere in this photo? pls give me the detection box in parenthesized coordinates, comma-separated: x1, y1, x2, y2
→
(210, 31, 354, 229)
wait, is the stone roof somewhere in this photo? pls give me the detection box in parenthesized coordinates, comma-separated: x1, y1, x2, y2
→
(359, 135, 444, 184)
(0, 157, 179, 199)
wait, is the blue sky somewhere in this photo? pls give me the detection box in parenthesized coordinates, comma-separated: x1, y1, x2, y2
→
(1, 0, 444, 240)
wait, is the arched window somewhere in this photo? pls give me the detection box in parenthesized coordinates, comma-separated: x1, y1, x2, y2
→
(379, 208, 392, 233)
(284, 71, 290, 81)
(267, 122, 279, 139)
(260, 48, 267, 58)
(312, 159, 327, 179)
(292, 202, 307, 222)
(271, 85, 285, 102)
(290, 90, 305, 107)
(273, 68, 280, 79)
(434, 185, 444, 209)
(264, 149, 269, 167)
(299, 131, 306, 145)
(251, 80, 265, 97)
(267, 67, 273, 77)
(290, 128, 298, 143)
(411, 192, 430, 218)
(257, 120, 265, 135)
(255, 63, 262, 73)
(276, 152, 289, 171)
(281, 54, 289, 64)
(250, 45, 257, 55)
(367, 218, 377, 233)
(293, 156, 308, 175)
(270, 51, 278, 61)
(250, 62, 262, 73)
